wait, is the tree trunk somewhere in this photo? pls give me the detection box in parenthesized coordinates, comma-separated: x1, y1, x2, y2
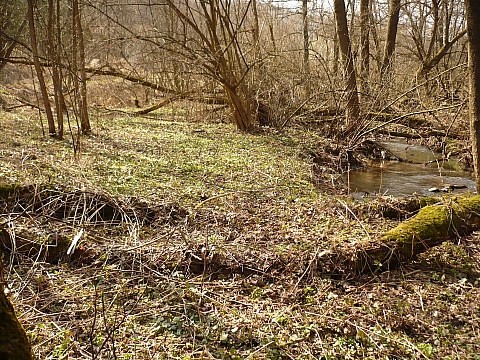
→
(333, 15, 339, 74)
(47, 0, 63, 140)
(71, 0, 80, 132)
(333, 0, 360, 129)
(73, 0, 90, 134)
(55, 0, 65, 138)
(380, 0, 401, 80)
(224, 82, 255, 132)
(27, 0, 56, 136)
(466, 0, 480, 190)
(369, 5, 381, 72)
(359, 0, 370, 104)
(302, 0, 310, 94)
(252, 0, 259, 44)
(0, 260, 33, 359)
(268, 23, 276, 53)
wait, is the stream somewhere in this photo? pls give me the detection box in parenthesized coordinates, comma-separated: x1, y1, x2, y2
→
(346, 140, 477, 198)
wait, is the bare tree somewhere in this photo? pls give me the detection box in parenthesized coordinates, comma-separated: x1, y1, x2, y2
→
(0, 3, 27, 73)
(380, 0, 401, 81)
(333, 0, 360, 130)
(413, 0, 466, 79)
(302, 0, 310, 85)
(73, 0, 90, 134)
(27, 0, 56, 136)
(55, 0, 66, 138)
(359, 0, 370, 104)
(369, 1, 382, 72)
(164, 0, 260, 131)
(466, 0, 480, 189)
(252, 0, 260, 44)
(47, 0, 64, 139)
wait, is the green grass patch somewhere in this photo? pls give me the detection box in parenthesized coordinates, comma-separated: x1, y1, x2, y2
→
(0, 113, 318, 207)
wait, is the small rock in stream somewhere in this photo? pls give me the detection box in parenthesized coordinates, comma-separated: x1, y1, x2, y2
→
(450, 184, 468, 190)
(428, 184, 468, 193)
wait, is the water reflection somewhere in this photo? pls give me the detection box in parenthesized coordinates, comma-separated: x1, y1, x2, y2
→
(347, 160, 476, 198)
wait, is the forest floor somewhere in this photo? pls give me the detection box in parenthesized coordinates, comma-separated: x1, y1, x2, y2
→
(1, 107, 480, 359)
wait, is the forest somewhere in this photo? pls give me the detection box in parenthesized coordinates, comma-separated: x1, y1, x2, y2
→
(0, 0, 480, 358)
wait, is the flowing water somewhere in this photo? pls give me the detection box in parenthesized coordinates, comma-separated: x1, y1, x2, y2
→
(346, 141, 476, 198)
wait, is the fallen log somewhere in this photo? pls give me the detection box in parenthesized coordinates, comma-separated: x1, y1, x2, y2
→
(321, 195, 480, 277)
(355, 195, 480, 273)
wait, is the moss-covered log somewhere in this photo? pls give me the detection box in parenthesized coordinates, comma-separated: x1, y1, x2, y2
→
(0, 264, 33, 360)
(355, 195, 480, 273)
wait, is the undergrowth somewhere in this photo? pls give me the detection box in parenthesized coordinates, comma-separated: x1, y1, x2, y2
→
(1, 110, 479, 359)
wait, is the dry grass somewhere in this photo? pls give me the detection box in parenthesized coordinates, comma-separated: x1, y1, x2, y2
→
(1, 109, 480, 359)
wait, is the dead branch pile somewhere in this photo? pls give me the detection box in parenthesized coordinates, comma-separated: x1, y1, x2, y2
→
(0, 184, 187, 264)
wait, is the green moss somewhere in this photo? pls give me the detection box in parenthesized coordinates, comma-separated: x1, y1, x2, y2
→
(384, 204, 451, 240)
(378, 195, 480, 262)
(455, 195, 480, 215)
(381, 204, 452, 258)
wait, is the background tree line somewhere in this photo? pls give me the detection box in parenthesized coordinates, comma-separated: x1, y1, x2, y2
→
(0, 0, 472, 133)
